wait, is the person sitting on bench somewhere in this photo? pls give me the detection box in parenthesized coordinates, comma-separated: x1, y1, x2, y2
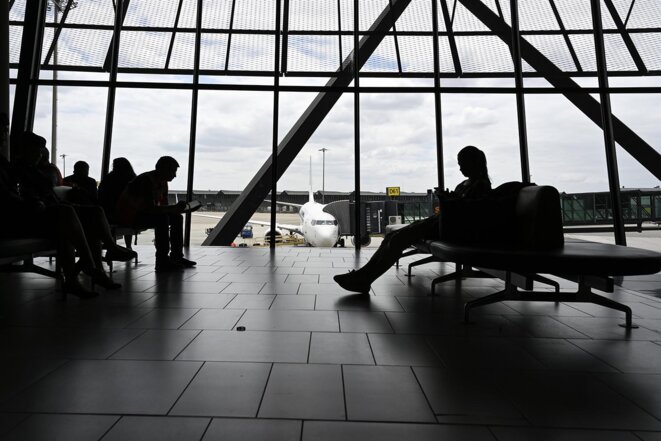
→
(116, 156, 196, 273)
(99, 157, 137, 249)
(334, 145, 492, 293)
(13, 132, 136, 289)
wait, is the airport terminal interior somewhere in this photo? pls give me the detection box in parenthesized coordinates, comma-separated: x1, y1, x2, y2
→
(2, 0, 661, 440)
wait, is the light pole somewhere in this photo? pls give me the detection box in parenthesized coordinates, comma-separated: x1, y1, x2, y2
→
(60, 153, 67, 176)
(318, 147, 328, 203)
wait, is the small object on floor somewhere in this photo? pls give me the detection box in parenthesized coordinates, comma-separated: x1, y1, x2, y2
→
(155, 259, 185, 273)
(105, 246, 138, 262)
(236, 326, 246, 331)
(63, 280, 99, 299)
(333, 270, 371, 293)
(170, 256, 197, 268)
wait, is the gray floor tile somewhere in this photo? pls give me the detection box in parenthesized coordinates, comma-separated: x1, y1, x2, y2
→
(309, 332, 375, 365)
(315, 294, 402, 311)
(237, 310, 339, 332)
(140, 294, 235, 309)
(343, 365, 436, 423)
(0, 414, 29, 438)
(4, 247, 661, 439)
(259, 364, 345, 420)
(503, 315, 590, 338)
(270, 295, 316, 310)
(110, 330, 200, 360)
(1, 414, 118, 441)
(0, 327, 144, 359)
(491, 427, 641, 441)
(413, 366, 522, 418)
(102, 416, 209, 441)
(202, 418, 301, 441)
(493, 371, 661, 430)
(147, 281, 229, 294)
(177, 330, 310, 363)
(220, 282, 267, 294)
(171, 362, 271, 417)
(429, 337, 545, 370)
(554, 316, 661, 340)
(368, 334, 441, 366)
(339, 311, 393, 333)
(570, 340, 661, 373)
(180, 309, 245, 330)
(5, 360, 202, 415)
(637, 432, 661, 441)
(285, 275, 320, 284)
(259, 283, 301, 295)
(518, 338, 618, 372)
(226, 294, 276, 309)
(184, 272, 226, 282)
(598, 373, 661, 421)
(127, 308, 199, 329)
(302, 421, 496, 441)
(0, 359, 67, 403)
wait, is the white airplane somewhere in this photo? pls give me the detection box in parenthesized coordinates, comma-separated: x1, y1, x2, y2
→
(194, 159, 342, 247)
(194, 191, 341, 247)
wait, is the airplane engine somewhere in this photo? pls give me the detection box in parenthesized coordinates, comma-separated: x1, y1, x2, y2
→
(264, 229, 283, 243)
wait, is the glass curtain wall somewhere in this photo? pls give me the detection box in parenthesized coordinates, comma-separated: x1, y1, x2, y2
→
(8, 0, 661, 247)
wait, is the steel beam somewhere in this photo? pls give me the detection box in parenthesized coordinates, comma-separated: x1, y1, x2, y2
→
(184, 0, 203, 247)
(592, 0, 626, 245)
(43, 0, 75, 66)
(270, 0, 282, 248)
(1, 0, 8, 160)
(458, 0, 661, 182)
(353, 0, 361, 250)
(203, 0, 413, 246)
(10, 0, 46, 156)
(440, 0, 462, 76)
(603, 0, 646, 74)
(510, 0, 530, 183)
(102, 0, 130, 73)
(165, 0, 185, 70)
(431, 0, 444, 190)
(100, 0, 125, 178)
(548, 0, 582, 72)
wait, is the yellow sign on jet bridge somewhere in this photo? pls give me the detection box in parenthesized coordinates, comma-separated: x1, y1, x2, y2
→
(386, 187, 400, 197)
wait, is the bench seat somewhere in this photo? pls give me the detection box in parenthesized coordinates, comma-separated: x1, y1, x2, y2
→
(427, 185, 661, 329)
(429, 239, 661, 277)
(0, 237, 59, 279)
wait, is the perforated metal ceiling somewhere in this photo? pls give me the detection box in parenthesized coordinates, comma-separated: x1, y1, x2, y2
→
(8, 0, 661, 76)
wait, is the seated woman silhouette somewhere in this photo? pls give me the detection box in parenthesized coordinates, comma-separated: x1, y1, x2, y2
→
(334, 145, 491, 293)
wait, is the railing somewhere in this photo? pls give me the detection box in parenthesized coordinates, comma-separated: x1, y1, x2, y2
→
(561, 190, 661, 226)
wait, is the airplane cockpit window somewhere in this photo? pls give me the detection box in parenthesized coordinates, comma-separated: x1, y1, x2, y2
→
(312, 220, 337, 226)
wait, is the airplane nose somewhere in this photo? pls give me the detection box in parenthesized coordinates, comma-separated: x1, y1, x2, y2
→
(314, 227, 339, 247)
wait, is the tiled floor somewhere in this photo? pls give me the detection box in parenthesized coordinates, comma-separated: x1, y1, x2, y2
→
(1, 245, 661, 440)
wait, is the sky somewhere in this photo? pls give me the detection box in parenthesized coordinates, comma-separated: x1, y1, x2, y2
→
(8, 0, 661, 195)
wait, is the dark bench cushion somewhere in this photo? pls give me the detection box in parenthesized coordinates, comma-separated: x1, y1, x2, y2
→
(439, 184, 564, 249)
(430, 240, 661, 276)
(0, 238, 56, 259)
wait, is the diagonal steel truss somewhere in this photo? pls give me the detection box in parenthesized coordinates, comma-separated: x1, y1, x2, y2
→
(203, 0, 413, 246)
(458, 0, 661, 182)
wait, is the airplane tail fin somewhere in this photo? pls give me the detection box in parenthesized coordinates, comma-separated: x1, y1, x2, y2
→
(309, 155, 314, 203)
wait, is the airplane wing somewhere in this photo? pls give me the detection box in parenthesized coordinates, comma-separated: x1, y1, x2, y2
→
(246, 219, 302, 236)
(267, 200, 304, 208)
(192, 213, 303, 236)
